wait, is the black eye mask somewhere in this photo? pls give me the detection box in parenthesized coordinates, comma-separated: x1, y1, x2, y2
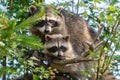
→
(34, 20, 46, 27)
(47, 46, 58, 53)
(47, 46, 67, 53)
(48, 20, 58, 27)
(33, 20, 58, 27)
(60, 46, 67, 52)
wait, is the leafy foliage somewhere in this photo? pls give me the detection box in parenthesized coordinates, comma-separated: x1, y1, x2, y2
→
(0, 1, 47, 80)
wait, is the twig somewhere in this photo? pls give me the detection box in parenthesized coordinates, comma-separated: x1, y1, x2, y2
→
(2, 56, 6, 80)
(76, 0, 80, 15)
(94, 41, 104, 49)
(71, 0, 74, 12)
(96, 52, 101, 80)
(82, 49, 90, 57)
(94, 23, 104, 43)
(102, 48, 116, 74)
(83, 41, 104, 57)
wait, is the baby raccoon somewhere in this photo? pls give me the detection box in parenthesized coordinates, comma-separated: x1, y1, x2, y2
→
(43, 34, 93, 80)
(44, 34, 77, 60)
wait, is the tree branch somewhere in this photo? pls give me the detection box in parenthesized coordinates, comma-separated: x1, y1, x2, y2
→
(53, 57, 98, 65)
(30, 50, 98, 65)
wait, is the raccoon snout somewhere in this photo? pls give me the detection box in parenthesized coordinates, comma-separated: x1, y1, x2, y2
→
(58, 54, 62, 57)
(58, 52, 63, 57)
(58, 54, 65, 60)
(44, 29, 50, 33)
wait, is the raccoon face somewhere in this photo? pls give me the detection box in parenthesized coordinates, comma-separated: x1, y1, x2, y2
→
(44, 34, 70, 60)
(29, 5, 65, 34)
(47, 45, 67, 57)
(33, 19, 60, 34)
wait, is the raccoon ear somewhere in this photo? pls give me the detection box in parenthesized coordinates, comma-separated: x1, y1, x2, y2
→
(45, 35, 52, 42)
(28, 5, 39, 16)
(56, 6, 62, 12)
(63, 35, 70, 41)
(56, 6, 63, 18)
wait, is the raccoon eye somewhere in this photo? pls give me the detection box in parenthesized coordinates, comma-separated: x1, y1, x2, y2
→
(49, 20, 58, 27)
(34, 20, 46, 27)
(47, 46, 58, 53)
(60, 46, 67, 52)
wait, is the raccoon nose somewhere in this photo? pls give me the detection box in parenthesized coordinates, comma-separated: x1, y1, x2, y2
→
(58, 52, 63, 57)
(44, 30, 50, 33)
(58, 54, 62, 57)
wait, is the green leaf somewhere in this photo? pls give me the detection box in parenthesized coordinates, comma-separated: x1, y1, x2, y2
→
(33, 74, 39, 80)
(28, 60, 34, 66)
(113, 55, 120, 62)
(107, 15, 113, 21)
(40, 6, 45, 16)
(109, 5, 116, 12)
(10, 42, 17, 48)
(30, 56, 39, 61)
(83, 11, 88, 18)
